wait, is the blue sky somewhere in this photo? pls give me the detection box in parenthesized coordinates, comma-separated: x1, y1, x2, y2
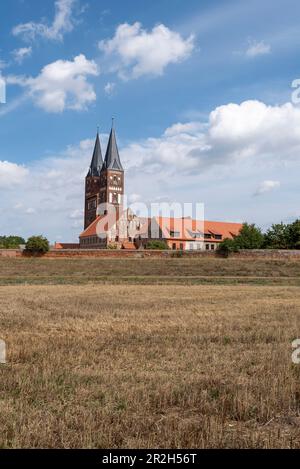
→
(0, 0, 300, 242)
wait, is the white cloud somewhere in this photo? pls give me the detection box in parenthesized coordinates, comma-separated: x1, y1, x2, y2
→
(0, 161, 28, 188)
(69, 208, 83, 219)
(122, 101, 300, 175)
(0, 94, 28, 117)
(0, 59, 7, 70)
(13, 203, 23, 210)
(12, 0, 76, 42)
(104, 82, 116, 96)
(25, 207, 36, 215)
(246, 40, 271, 58)
(254, 180, 280, 196)
(12, 47, 32, 64)
(164, 122, 205, 137)
(8, 54, 99, 112)
(99, 22, 195, 79)
(0, 138, 93, 241)
(128, 193, 141, 204)
(1, 100, 300, 241)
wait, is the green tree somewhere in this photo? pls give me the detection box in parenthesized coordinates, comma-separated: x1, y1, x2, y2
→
(287, 219, 300, 249)
(264, 223, 289, 249)
(0, 236, 25, 249)
(218, 223, 264, 255)
(234, 223, 265, 249)
(25, 236, 50, 255)
(146, 240, 169, 250)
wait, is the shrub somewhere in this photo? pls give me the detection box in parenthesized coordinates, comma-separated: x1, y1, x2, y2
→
(217, 238, 239, 257)
(25, 236, 50, 255)
(146, 240, 169, 250)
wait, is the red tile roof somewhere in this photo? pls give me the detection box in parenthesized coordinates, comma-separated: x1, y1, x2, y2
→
(54, 242, 80, 250)
(80, 215, 242, 242)
(80, 215, 105, 238)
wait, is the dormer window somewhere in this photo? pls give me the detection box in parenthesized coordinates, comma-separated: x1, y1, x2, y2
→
(189, 231, 203, 239)
(170, 230, 180, 238)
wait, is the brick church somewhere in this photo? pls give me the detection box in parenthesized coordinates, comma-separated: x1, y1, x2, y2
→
(78, 125, 242, 250)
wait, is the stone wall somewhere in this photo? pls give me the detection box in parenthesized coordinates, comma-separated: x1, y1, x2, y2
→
(231, 249, 300, 259)
(1, 248, 300, 260)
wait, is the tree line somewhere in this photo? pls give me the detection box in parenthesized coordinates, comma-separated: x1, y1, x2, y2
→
(1, 220, 300, 254)
(219, 220, 300, 255)
(0, 235, 49, 254)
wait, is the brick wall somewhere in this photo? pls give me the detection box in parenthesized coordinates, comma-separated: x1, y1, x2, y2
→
(0, 249, 22, 258)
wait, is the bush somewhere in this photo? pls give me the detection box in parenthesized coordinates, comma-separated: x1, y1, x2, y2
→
(25, 236, 50, 255)
(217, 238, 239, 257)
(146, 240, 169, 250)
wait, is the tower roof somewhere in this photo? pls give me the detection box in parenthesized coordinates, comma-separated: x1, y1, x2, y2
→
(88, 132, 103, 176)
(102, 126, 123, 171)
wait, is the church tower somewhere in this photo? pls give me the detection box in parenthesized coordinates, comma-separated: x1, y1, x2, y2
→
(99, 122, 124, 218)
(84, 131, 103, 229)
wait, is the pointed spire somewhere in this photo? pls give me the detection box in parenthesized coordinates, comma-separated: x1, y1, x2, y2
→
(88, 129, 103, 176)
(102, 121, 123, 171)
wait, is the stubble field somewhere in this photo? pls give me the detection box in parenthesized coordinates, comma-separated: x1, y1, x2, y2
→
(0, 257, 300, 448)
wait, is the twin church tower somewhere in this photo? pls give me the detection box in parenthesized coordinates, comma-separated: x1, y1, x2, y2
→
(84, 123, 124, 229)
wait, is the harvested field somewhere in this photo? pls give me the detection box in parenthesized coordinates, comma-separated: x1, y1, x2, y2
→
(1, 283, 300, 448)
(0, 257, 300, 286)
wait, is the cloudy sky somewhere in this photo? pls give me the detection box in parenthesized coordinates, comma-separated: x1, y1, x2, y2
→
(0, 0, 300, 242)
